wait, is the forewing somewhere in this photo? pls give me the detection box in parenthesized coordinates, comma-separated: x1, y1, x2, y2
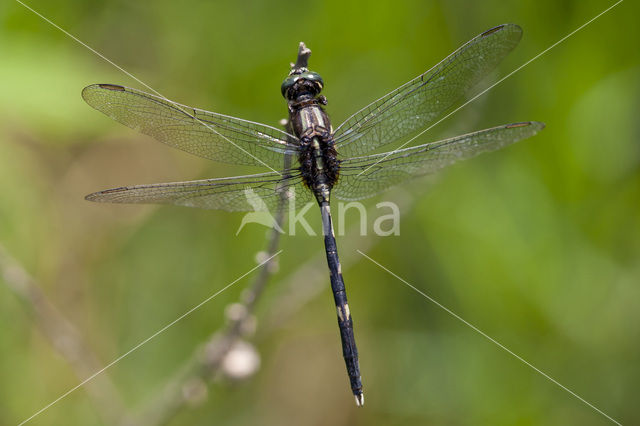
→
(334, 121, 544, 201)
(333, 24, 523, 157)
(85, 170, 313, 212)
(82, 84, 299, 170)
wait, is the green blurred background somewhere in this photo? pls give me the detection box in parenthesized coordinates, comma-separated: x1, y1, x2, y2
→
(1, 0, 638, 425)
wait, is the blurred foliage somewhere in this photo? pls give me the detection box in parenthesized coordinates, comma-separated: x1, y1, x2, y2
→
(1, 0, 639, 425)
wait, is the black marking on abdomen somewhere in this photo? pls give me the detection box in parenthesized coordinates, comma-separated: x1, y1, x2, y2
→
(320, 202, 363, 398)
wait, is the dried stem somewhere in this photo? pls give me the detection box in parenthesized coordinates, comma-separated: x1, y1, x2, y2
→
(0, 243, 128, 425)
(128, 215, 286, 426)
(132, 183, 416, 425)
(293, 42, 312, 71)
(130, 145, 295, 426)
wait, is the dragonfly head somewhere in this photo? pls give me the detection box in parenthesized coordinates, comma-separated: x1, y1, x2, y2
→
(281, 71, 324, 101)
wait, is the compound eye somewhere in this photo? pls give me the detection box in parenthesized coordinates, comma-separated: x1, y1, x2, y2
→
(281, 75, 298, 98)
(303, 71, 324, 87)
(302, 71, 324, 94)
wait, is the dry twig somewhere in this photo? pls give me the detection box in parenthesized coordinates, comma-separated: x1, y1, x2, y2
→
(0, 243, 128, 425)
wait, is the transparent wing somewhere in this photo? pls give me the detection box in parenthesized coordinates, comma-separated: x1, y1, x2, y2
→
(82, 84, 300, 170)
(85, 170, 314, 212)
(333, 24, 523, 157)
(334, 121, 544, 201)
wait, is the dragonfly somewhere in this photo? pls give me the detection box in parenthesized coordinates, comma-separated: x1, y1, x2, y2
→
(83, 23, 544, 406)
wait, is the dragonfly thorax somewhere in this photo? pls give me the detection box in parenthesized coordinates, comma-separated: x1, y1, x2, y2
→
(284, 71, 339, 201)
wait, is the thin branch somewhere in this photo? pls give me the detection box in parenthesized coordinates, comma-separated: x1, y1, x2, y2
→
(128, 215, 286, 426)
(292, 42, 311, 71)
(130, 140, 295, 426)
(132, 181, 416, 424)
(0, 243, 128, 425)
